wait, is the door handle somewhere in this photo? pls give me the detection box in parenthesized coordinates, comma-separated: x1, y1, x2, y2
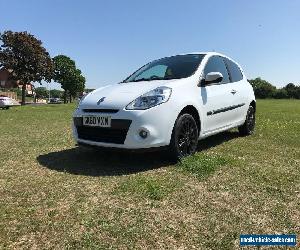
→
(231, 89, 237, 94)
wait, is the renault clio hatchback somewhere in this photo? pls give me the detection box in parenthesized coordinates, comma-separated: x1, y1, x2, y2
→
(73, 52, 256, 160)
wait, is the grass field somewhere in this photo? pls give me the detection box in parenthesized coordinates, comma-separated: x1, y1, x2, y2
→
(0, 100, 299, 249)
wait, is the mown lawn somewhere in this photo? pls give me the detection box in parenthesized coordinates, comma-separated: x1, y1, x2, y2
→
(0, 100, 299, 249)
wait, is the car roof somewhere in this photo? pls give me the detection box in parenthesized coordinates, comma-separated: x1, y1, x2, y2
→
(154, 52, 239, 64)
(176, 51, 236, 61)
(173, 52, 244, 73)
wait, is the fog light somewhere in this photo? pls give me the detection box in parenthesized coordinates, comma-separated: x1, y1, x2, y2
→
(139, 130, 148, 139)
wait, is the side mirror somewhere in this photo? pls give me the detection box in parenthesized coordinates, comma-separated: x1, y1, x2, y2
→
(205, 72, 223, 85)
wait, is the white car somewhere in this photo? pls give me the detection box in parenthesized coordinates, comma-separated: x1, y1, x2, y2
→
(73, 52, 255, 160)
(0, 96, 15, 109)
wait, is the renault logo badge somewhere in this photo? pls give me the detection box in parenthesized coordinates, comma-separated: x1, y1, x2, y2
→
(97, 97, 106, 105)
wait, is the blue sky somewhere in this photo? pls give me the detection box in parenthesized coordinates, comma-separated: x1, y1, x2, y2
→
(1, 0, 299, 89)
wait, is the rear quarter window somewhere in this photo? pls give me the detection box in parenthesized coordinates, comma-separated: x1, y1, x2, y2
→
(225, 58, 243, 82)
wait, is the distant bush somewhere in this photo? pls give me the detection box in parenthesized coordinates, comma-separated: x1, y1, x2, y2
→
(284, 83, 300, 99)
(273, 88, 289, 99)
(50, 89, 63, 98)
(85, 88, 95, 93)
(248, 77, 300, 99)
(35, 87, 49, 99)
(248, 78, 276, 98)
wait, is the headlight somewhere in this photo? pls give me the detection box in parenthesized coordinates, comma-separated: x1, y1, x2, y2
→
(126, 86, 172, 110)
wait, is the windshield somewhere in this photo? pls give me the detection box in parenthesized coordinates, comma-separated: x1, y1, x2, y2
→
(124, 54, 205, 83)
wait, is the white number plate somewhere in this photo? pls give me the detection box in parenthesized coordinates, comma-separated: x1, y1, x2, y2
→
(83, 116, 111, 127)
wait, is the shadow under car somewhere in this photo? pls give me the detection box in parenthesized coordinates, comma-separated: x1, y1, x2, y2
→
(37, 131, 239, 176)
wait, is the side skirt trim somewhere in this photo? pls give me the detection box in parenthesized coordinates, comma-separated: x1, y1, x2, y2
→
(207, 103, 245, 116)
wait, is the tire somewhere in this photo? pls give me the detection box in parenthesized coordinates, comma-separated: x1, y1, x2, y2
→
(168, 113, 199, 161)
(238, 105, 255, 136)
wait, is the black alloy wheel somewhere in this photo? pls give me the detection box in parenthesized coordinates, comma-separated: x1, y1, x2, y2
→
(238, 105, 255, 136)
(169, 114, 199, 161)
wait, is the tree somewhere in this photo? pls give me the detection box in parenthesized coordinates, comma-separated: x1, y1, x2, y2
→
(52, 55, 75, 103)
(35, 87, 49, 99)
(248, 77, 276, 98)
(67, 69, 85, 102)
(0, 31, 53, 105)
(50, 89, 63, 99)
(283, 83, 300, 99)
(273, 88, 289, 99)
(52, 55, 85, 103)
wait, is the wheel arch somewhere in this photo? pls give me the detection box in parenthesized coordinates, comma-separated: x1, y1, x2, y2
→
(250, 100, 256, 112)
(178, 105, 201, 133)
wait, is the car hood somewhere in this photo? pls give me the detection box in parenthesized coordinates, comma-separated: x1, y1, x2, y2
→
(80, 79, 177, 110)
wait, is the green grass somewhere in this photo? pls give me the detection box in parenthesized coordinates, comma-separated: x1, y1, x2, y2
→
(178, 153, 233, 180)
(114, 175, 182, 201)
(0, 100, 299, 249)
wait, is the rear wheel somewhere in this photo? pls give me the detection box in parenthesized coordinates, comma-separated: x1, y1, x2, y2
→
(169, 114, 199, 161)
(238, 105, 255, 136)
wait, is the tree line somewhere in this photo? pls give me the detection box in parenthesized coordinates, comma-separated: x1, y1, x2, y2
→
(2, 30, 298, 104)
(34, 87, 95, 100)
(34, 88, 64, 99)
(0, 30, 85, 105)
(248, 78, 300, 99)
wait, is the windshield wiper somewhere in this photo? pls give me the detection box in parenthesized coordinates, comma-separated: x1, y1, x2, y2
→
(132, 77, 170, 82)
(131, 78, 152, 82)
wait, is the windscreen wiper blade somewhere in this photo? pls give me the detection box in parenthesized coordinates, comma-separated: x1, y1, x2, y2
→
(131, 78, 151, 82)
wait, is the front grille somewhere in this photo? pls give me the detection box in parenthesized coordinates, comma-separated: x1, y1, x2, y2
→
(75, 118, 131, 144)
(83, 109, 119, 113)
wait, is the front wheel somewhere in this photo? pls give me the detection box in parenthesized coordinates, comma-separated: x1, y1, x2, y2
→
(168, 114, 199, 161)
(238, 105, 255, 136)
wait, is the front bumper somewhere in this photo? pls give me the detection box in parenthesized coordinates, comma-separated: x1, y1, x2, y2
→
(73, 105, 177, 149)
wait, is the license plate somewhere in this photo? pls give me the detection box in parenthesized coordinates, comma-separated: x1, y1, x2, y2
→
(83, 116, 111, 127)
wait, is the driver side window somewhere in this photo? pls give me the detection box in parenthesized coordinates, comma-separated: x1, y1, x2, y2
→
(203, 56, 230, 84)
(136, 65, 167, 80)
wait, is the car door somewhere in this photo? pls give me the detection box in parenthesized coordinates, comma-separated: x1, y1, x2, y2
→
(223, 57, 248, 124)
(200, 55, 234, 133)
